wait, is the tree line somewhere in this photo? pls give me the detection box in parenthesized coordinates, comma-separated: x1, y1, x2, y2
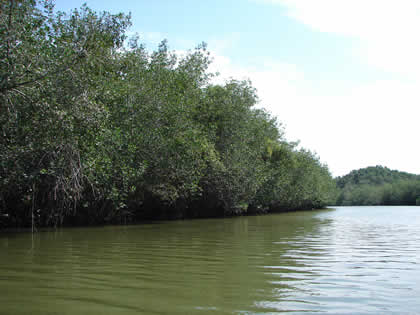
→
(0, 1, 336, 229)
(335, 166, 420, 206)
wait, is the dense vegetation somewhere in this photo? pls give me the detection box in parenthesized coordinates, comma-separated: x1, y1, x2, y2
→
(335, 166, 420, 206)
(0, 0, 335, 229)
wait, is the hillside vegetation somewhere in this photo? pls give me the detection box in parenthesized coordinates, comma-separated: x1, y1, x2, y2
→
(0, 1, 336, 229)
(335, 166, 420, 206)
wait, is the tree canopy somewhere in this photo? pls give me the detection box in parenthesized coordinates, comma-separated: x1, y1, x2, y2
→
(335, 166, 420, 206)
(0, 0, 336, 229)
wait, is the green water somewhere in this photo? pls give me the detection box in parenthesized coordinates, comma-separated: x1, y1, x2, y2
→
(1, 206, 420, 314)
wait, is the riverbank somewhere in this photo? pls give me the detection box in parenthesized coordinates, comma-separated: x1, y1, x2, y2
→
(0, 201, 330, 231)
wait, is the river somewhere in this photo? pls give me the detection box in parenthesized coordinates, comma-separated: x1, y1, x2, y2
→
(1, 206, 420, 314)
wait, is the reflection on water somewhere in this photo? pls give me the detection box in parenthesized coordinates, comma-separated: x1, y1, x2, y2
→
(1, 206, 420, 314)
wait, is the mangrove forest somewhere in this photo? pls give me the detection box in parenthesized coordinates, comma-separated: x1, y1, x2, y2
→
(335, 166, 420, 206)
(0, 0, 336, 229)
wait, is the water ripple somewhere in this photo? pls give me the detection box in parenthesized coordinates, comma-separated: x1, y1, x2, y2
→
(1, 206, 420, 314)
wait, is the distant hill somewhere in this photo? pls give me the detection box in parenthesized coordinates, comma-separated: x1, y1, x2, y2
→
(335, 166, 420, 206)
(336, 166, 420, 188)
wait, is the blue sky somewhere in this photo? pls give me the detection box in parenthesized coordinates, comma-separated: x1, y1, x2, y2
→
(54, 0, 420, 176)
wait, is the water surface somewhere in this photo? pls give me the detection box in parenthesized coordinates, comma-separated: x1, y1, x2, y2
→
(1, 206, 420, 314)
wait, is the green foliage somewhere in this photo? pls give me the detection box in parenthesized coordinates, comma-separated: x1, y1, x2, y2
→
(253, 144, 336, 212)
(0, 1, 336, 228)
(1, 0, 131, 226)
(335, 166, 420, 206)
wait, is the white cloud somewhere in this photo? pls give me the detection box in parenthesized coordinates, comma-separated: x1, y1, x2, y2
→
(207, 47, 420, 176)
(242, 0, 420, 176)
(259, 0, 420, 38)
(209, 51, 303, 94)
(300, 81, 420, 176)
(259, 0, 420, 76)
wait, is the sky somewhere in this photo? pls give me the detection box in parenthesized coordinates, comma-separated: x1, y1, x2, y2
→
(54, 0, 420, 177)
